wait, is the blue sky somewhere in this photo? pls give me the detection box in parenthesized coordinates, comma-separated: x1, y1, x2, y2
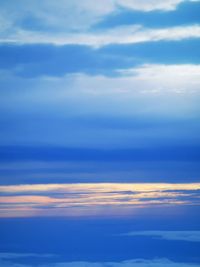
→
(0, 0, 200, 266)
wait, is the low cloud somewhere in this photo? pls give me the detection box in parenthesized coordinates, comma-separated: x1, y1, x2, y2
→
(122, 230, 200, 242)
(46, 259, 200, 267)
(0, 254, 199, 267)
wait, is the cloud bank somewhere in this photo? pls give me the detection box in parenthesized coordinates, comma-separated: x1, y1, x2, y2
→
(0, 183, 200, 217)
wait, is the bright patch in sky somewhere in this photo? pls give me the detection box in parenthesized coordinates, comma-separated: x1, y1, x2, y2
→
(0, 183, 200, 217)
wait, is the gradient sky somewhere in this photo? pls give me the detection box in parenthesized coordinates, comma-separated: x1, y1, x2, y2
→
(0, 0, 200, 266)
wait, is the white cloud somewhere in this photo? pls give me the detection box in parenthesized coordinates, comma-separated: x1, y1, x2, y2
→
(0, 65, 199, 151)
(0, 0, 197, 32)
(0, 0, 113, 32)
(122, 231, 200, 242)
(0, 0, 200, 46)
(3, 63, 200, 95)
(55, 64, 200, 97)
(1, 64, 200, 120)
(116, 0, 194, 11)
(1, 24, 200, 47)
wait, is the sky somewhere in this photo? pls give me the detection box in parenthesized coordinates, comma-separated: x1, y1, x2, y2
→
(0, 0, 200, 266)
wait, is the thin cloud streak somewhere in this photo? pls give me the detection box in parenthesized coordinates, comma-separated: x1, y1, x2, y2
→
(122, 230, 200, 242)
(1, 25, 200, 47)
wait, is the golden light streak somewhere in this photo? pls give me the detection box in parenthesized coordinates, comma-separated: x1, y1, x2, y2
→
(1, 183, 200, 193)
(0, 183, 200, 217)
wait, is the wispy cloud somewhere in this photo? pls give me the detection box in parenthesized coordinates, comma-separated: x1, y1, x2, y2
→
(122, 230, 200, 242)
(0, 254, 200, 267)
(41, 259, 200, 267)
(0, 253, 54, 259)
(0, 63, 200, 148)
(115, 0, 199, 12)
(0, 183, 200, 217)
(71, 63, 200, 96)
(0, 253, 54, 267)
(0, 0, 197, 37)
(2, 64, 200, 98)
(1, 24, 200, 47)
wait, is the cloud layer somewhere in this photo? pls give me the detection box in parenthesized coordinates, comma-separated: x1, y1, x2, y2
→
(0, 183, 200, 217)
(0, 254, 200, 267)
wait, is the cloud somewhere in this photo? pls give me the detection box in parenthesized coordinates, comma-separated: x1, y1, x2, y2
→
(122, 231, 200, 242)
(116, 0, 198, 11)
(2, 64, 200, 98)
(0, 0, 200, 47)
(2, 182, 200, 194)
(44, 259, 200, 267)
(0, 0, 197, 33)
(0, 253, 54, 267)
(50, 63, 200, 98)
(117, 63, 200, 94)
(1, 40, 200, 78)
(0, 253, 54, 259)
(1, 63, 200, 144)
(0, 183, 199, 217)
(0, 255, 200, 267)
(62, 63, 200, 96)
(1, 64, 200, 120)
(1, 24, 200, 47)
(0, 0, 114, 32)
(0, 64, 200, 148)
